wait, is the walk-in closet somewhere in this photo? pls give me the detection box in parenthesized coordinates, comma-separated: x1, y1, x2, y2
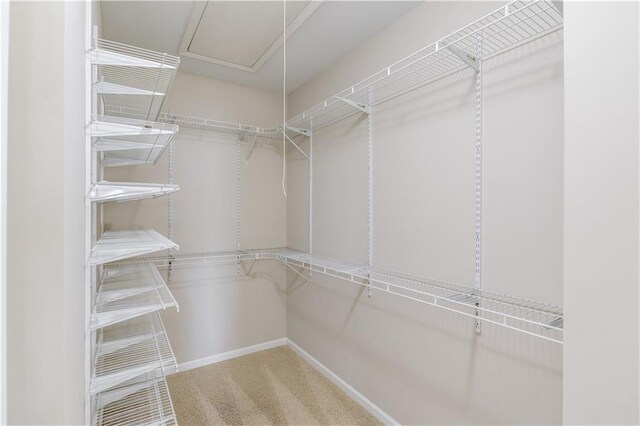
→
(3, 1, 640, 425)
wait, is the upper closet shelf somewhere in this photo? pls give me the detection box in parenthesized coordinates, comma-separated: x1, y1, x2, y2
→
(91, 38, 180, 121)
(287, 0, 563, 131)
(90, 312, 177, 395)
(91, 181, 179, 203)
(91, 115, 178, 167)
(91, 263, 179, 330)
(95, 371, 177, 426)
(90, 230, 178, 266)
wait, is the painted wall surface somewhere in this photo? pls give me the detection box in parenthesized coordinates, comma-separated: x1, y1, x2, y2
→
(7, 2, 87, 424)
(286, 2, 563, 424)
(563, 2, 640, 424)
(104, 71, 288, 365)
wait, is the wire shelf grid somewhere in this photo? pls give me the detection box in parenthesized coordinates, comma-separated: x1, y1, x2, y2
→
(92, 264, 179, 330)
(90, 230, 179, 266)
(91, 312, 177, 396)
(91, 181, 179, 203)
(95, 371, 177, 426)
(91, 115, 179, 167)
(92, 38, 180, 122)
(287, 0, 562, 131)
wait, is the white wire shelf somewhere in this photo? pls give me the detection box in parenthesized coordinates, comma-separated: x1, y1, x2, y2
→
(95, 371, 177, 426)
(91, 264, 179, 330)
(105, 105, 283, 141)
(91, 181, 179, 203)
(113, 247, 295, 269)
(90, 230, 179, 266)
(92, 37, 180, 122)
(91, 115, 178, 167)
(287, 0, 563, 131)
(91, 312, 177, 395)
(113, 248, 563, 343)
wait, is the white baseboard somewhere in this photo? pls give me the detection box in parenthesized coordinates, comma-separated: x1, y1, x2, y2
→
(287, 339, 399, 426)
(176, 337, 287, 372)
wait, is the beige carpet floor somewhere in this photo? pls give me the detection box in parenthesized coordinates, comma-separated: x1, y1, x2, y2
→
(167, 346, 381, 426)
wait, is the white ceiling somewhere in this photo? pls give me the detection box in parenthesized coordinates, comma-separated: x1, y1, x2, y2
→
(100, 1, 421, 93)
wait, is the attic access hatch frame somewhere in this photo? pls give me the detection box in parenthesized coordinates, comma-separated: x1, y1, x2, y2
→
(178, 0, 322, 72)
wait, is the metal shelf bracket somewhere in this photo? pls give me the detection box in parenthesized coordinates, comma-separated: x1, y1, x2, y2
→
(446, 45, 480, 72)
(283, 132, 310, 159)
(285, 125, 311, 137)
(335, 96, 371, 114)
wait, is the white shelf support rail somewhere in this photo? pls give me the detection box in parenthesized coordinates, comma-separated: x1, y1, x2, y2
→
(474, 32, 483, 335)
(309, 118, 313, 278)
(367, 90, 373, 298)
(236, 133, 242, 274)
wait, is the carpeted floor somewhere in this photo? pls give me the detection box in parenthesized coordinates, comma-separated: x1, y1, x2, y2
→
(167, 346, 381, 425)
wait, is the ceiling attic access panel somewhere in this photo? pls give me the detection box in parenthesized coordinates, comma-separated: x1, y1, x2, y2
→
(180, 0, 320, 72)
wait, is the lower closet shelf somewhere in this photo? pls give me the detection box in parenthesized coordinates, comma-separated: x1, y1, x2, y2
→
(91, 312, 177, 395)
(116, 247, 564, 343)
(90, 229, 179, 266)
(95, 371, 176, 426)
(92, 264, 178, 330)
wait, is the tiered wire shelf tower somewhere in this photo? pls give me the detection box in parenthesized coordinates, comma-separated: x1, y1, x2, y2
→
(85, 33, 181, 425)
(86, 0, 564, 423)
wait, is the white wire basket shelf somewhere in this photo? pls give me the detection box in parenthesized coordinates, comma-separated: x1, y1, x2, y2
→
(90, 230, 179, 266)
(91, 181, 179, 203)
(91, 264, 179, 330)
(91, 312, 177, 395)
(287, 0, 563, 131)
(91, 115, 178, 167)
(105, 105, 283, 141)
(95, 371, 177, 426)
(113, 247, 563, 343)
(92, 37, 180, 122)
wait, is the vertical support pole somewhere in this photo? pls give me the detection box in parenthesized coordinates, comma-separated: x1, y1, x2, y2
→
(309, 118, 313, 278)
(84, 21, 95, 426)
(236, 133, 241, 274)
(367, 90, 373, 297)
(474, 32, 483, 335)
(167, 118, 174, 282)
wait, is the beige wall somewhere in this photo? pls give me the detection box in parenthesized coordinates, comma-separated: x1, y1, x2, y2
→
(7, 2, 87, 424)
(286, 2, 563, 424)
(564, 2, 640, 424)
(104, 71, 288, 365)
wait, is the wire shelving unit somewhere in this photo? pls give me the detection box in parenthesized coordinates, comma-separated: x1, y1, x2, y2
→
(90, 230, 179, 266)
(86, 33, 181, 425)
(91, 312, 177, 395)
(286, 0, 563, 131)
(91, 264, 178, 330)
(91, 181, 179, 203)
